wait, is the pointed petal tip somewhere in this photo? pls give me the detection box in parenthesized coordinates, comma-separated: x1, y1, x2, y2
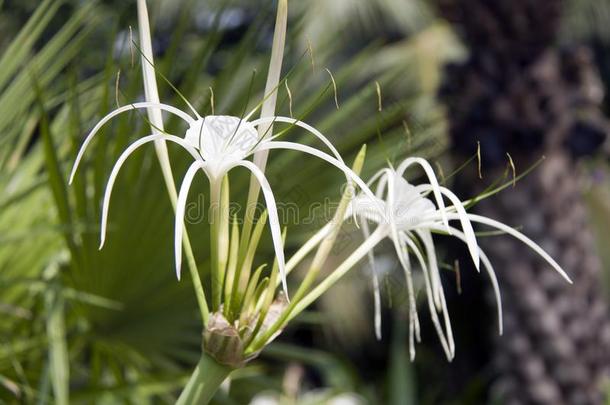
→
(474, 256, 481, 272)
(375, 325, 382, 341)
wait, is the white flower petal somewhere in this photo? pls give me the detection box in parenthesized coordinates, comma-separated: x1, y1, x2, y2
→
(460, 214, 572, 284)
(69, 102, 194, 184)
(257, 141, 383, 216)
(100, 134, 201, 250)
(175, 161, 209, 280)
(415, 230, 443, 311)
(360, 219, 382, 340)
(385, 174, 423, 357)
(401, 232, 454, 361)
(235, 160, 289, 299)
(429, 225, 503, 335)
(438, 186, 480, 271)
(250, 116, 345, 163)
(396, 158, 450, 232)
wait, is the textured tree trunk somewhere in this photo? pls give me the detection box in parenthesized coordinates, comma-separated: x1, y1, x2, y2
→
(480, 152, 610, 404)
(437, 0, 610, 403)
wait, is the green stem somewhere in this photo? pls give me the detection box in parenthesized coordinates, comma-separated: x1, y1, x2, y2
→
(176, 353, 233, 405)
(210, 179, 222, 311)
(288, 228, 386, 321)
(247, 147, 367, 352)
(183, 234, 210, 324)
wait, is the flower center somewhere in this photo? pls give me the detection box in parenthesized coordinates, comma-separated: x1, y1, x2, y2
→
(391, 176, 435, 228)
(185, 116, 259, 164)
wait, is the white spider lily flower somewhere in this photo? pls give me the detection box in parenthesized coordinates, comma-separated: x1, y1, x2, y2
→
(348, 159, 572, 360)
(69, 106, 378, 298)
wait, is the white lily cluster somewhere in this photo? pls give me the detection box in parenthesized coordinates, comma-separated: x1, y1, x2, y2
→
(346, 159, 572, 360)
(69, 0, 572, 380)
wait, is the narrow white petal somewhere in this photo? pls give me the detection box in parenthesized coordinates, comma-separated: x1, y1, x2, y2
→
(236, 160, 289, 298)
(396, 158, 450, 232)
(436, 281, 455, 357)
(174, 161, 209, 280)
(368, 168, 393, 200)
(100, 134, 201, 250)
(257, 141, 384, 217)
(409, 316, 416, 361)
(416, 184, 480, 271)
(437, 186, 480, 271)
(360, 219, 382, 340)
(401, 232, 454, 361)
(415, 230, 443, 311)
(250, 116, 344, 163)
(69, 102, 194, 184)
(460, 214, 572, 284)
(385, 175, 423, 354)
(366, 168, 389, 189)
(430, 225, 503, 335)
(389, 175, 422, 346)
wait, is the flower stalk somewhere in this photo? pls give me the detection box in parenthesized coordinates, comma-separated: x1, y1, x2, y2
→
(247, 145, 367, 353)
(176, 352, 233, 405)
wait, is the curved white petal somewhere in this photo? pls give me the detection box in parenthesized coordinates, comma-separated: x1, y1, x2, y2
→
(414, 230, 443, 311)
(396, 158, 450, 232)
(100, 134, 202, 251)
(385, 174, 421, 358)
(417, 185, 480, 272)
(257, 141, 384, 218)
(429, 225, 503, 335)
(458, 213, 572, 284)
(174, 161, 210, 280)
(250, 116, 344, 163)
(369, 168, 393, 201)
(360, 218, 382, 340)
(436, 276, 455, 357)
(70, 102, 195, 184)
(401, 232, 454, 361)
(235, 160, 289, 299)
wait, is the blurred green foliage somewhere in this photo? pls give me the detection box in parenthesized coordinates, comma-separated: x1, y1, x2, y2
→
(0, 0, 454, 403)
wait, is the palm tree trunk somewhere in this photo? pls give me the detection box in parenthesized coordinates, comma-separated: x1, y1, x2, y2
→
(438, 0, 610, 402)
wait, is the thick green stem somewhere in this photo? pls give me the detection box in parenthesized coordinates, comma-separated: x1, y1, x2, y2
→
(176, 353, 233, 405)
(210, 179, 221, 310)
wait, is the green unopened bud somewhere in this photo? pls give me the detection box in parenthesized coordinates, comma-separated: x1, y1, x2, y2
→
(204, 295, 288, 368)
